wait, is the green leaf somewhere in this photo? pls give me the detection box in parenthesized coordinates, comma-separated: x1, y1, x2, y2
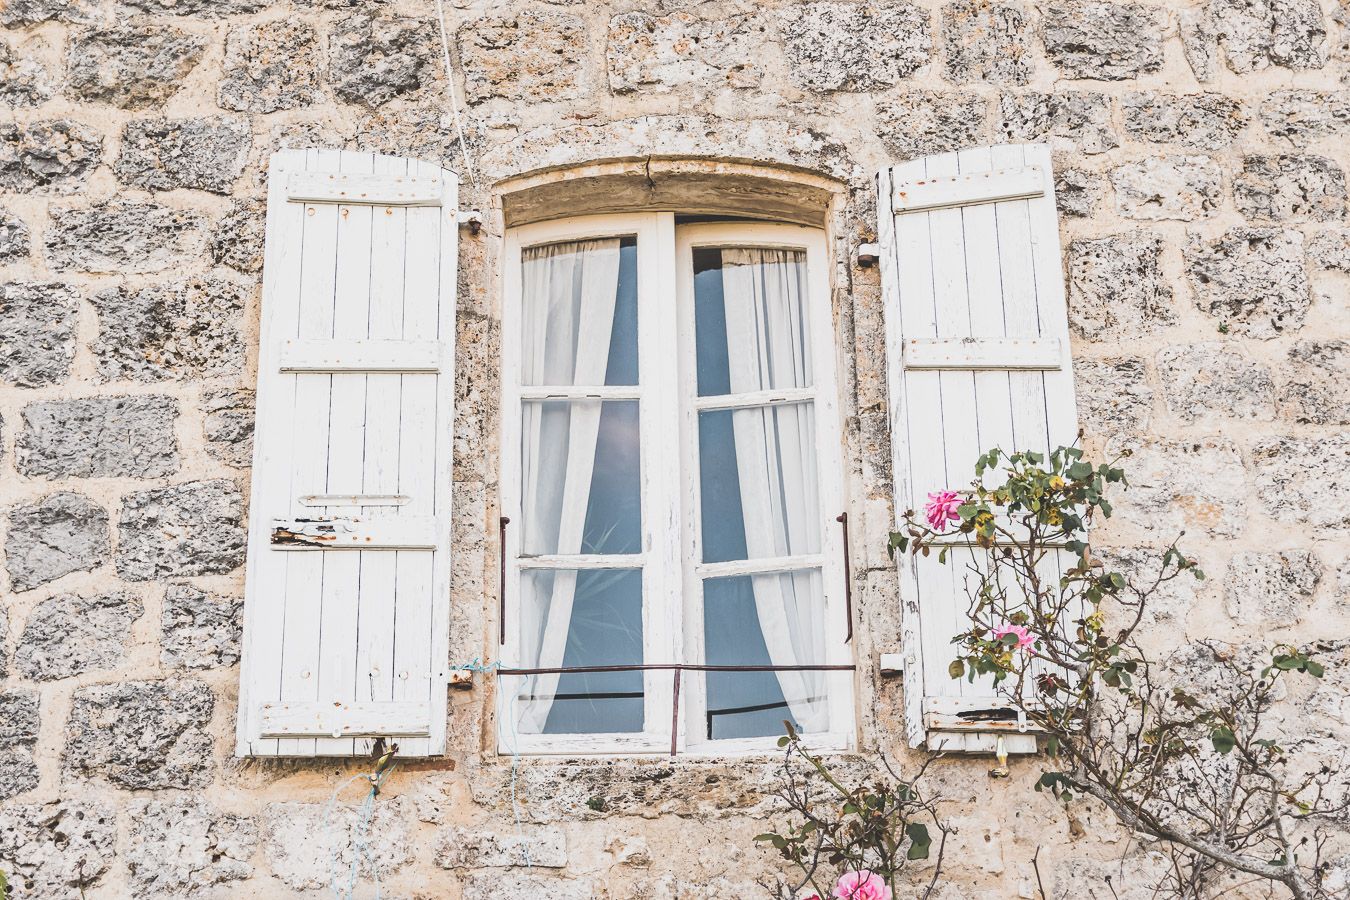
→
(1045, 734, 1060, 758)
(905, 823, 931, 860)
(1067, 462, 1093, 480)
(887, 532, 909, 560)
(753, 833, 779, 843)
(1210, 726, 1236, 754)
(1306, 660, 1325, 678)
(948, 659, 966, 679)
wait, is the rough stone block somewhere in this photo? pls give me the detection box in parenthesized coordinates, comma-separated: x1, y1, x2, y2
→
(1111, 155, 1222, 221)
(219, 21, 322, 113)
(996, 91, 1117, 154)
(0, 281, 78, 387)
(120, 0, 266, 15)
(435, 827, 567, 868)
(210, 199, 265, 273)
(1259, 89, 1350, 140)
(0, 750, 39, 802)
(0, 605, 7, 678)
(66, 23, 205, 109)
(115, 116, 251, 194)
(1279, 340, 1349, 425)
(462, 874, 593, 900)
(1067, 232, 1175, 342)
(1157, 342, 1276, 422)
(0, 691, 39, 749)
(14, 591, 143, 681)
(262, 797, 412, 890)
(1234, 154, 1346, 221)
(17, 395, 180, 478)
(0, 39, 54, 107)
(1224, 549, 1321, 626)
(0, 0, 95, 26)
(331, 13, 435, 107)
(1055, 169, 1106, 218)
(1122, 92, 1247, 149)
(116, 480, 246, 581)
(5, 492, 109, 592)
(1110, 437, 1247, 537)
(1185, 228, 1310, 339)
(1308, 228, 1350, 271)
(91, 274, 245, 382)
(781, 2, 931, 92)
(1041, 1, 1163, 80)
(1207, 0, 1328, 73)
(126, 801, 258, 898)
(0, 120, 102, 194)
(0, 205, 31, 262)
(45, 200, 206, 274)
(876, 91, 986, 159)
(64, 679, 214, 790)
(1252, 435, 1350, 529)
(942, 0, 1030, 84)
(459, 12, 584, 104)
(1074, 358, 1152, 436)
(202, 388, 256, 468)
(1180, 7, 1220, 81)
(0, 801, 115, 899)
(607, 11, 762, 94)
(162, 584, 243, 670)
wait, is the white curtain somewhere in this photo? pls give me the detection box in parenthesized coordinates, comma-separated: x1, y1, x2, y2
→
(518, 239, 622, 733)
(720, 249, 828, 733)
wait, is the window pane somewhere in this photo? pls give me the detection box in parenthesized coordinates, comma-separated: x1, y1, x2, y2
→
(693, 247, 811, 397)
(521, 400, 640, 556)
(522, 237, 638, 386)
(703, 571, 829, 738)
(698, 404, 819, 564)
(515, 568, 644, 735)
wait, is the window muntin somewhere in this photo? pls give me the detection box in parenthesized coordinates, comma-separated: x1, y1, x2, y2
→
(500, 215, 850, 755)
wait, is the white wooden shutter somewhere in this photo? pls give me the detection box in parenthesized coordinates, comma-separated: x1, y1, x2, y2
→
(877, 144, 1078, 753)
(236, 150, 457, 757)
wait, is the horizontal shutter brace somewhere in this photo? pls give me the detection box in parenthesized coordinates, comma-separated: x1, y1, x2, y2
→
(893, 165, 1044, 214)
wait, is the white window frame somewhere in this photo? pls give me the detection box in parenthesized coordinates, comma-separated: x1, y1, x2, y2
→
(499, 213, 854, 756)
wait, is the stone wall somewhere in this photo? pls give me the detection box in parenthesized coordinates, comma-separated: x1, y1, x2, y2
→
(1, 0, 1348, 896)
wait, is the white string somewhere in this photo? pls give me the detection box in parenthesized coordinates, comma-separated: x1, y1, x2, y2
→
(432, 0, 481, 192)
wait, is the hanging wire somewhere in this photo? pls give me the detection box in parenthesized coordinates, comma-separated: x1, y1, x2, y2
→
(323, 762, 398, 900)
(432, 0, 481, 192)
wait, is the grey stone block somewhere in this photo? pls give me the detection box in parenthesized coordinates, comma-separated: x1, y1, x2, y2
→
(14, 591, 144, 681)
(0, 281, 78, 387)
(876, 90, 987, 159)
(1067, 232, 1175, 342)
(1234, 154, 1346, 222)
(1185, 228, 1310, 339)
(0, 0, 95, 26)
(1259, 89, 1350, 140)
(0, 801, 115, 898)
(64, 679, 214, 790)
(0, 120, 102, 194)
(219, 21, 322, 113)
(116, 480, 246, 581)
(1042, 1, 1163, 80)
(997, 91, 1117, 154)
(1157, 342, 1276, 423)
(435, 826, 566, 869)
(1225, 550, 1321, 626)
(1075, 357, 1153, 436)
(942, 0, 1030, 85)
(1122, 92, 1248, 149)
(45, 200, 207, 274)
(210, 199, 265, 273)
(115, 116, 251, 194)
(125, 801, 258, 898)
(203, 388, 256, 468)
(1252, 435, 1350, 529)
(332, 13, 435, 107)
(1279, 340, 1350, 425)
(66, 22, 206, 109)
(781, 1, 931, 93)
(1111, 155, 1223, 221)
(0, 39, 54, 107)
(5, 492, 109, 592)
(0, 206, 31, 262)
(17, 395, 180, 479)
(91, 274, 245, 382)
(161, 584, 242, 670)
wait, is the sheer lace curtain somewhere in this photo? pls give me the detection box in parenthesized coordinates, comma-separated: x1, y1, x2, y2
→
(518, 238, 622, 733)
(720, 248, 828, 733)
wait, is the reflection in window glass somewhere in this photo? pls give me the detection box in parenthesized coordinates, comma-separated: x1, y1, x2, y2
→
(703, 572, 828, 739)
(517, 568, 644, 735)
(522, 237, 638, 387)
(520, 400, 641, 556)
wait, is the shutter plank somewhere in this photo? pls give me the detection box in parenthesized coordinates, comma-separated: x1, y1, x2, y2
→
(270, 516, 437, 549)
(903, 338, 1063, 370)
(280, 339, 444, 373)
(260, 701, 431, 738)
(894, 165, 1044, 213)
(287, 171, 443, 206)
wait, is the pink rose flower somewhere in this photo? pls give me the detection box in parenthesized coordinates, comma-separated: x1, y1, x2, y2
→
(924, 490, 962, 532)
(992, 622, 1034, 652)
(834, 870, 892, 900)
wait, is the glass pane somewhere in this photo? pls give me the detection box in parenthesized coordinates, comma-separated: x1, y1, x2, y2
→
(693, 247, 811, 398)
(698, 404, 819, 564)
(522, 237, 638, 386)
(516, 568, 644, 735)
(703, 571, 829, 739)
(521, 400, 640, 556)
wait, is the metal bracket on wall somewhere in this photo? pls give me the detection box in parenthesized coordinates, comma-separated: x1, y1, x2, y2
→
(457, 209, 483, 234)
